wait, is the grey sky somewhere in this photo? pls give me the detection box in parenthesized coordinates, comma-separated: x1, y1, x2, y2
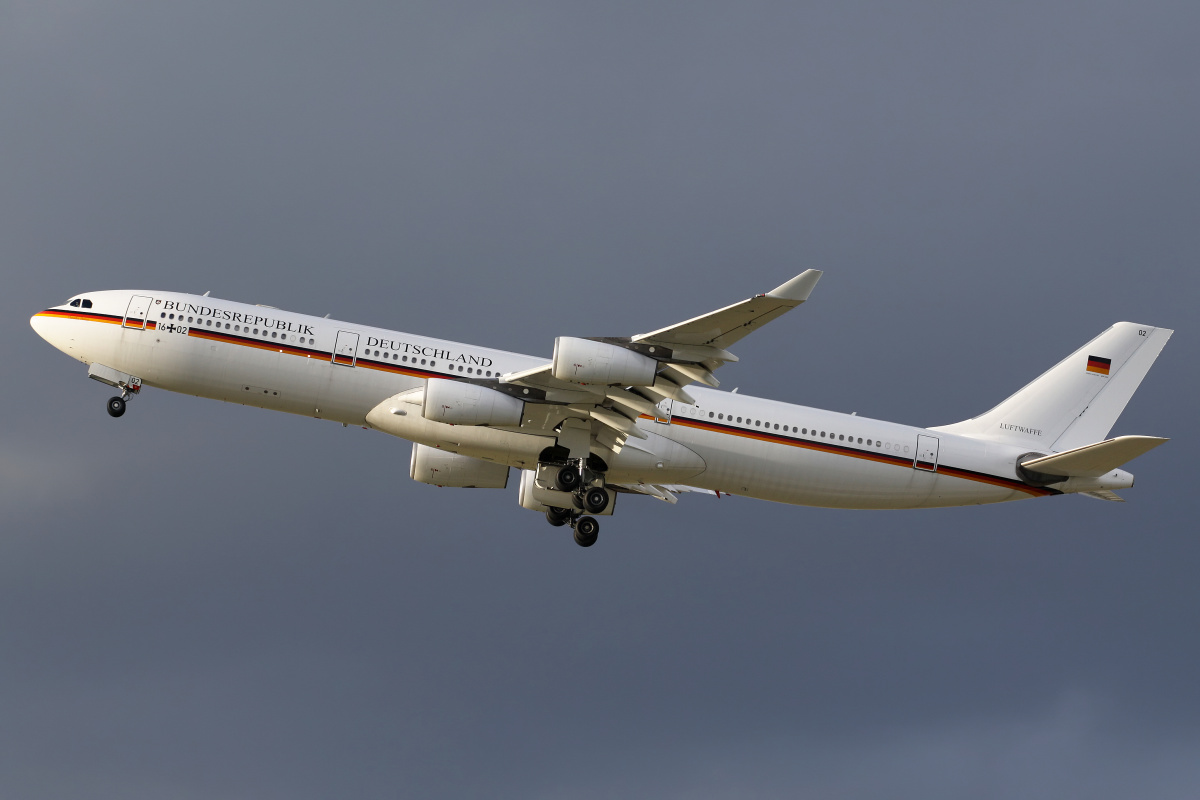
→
(2, 2, 1197, 797)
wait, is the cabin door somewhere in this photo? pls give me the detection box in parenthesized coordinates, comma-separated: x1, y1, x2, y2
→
(122, 295, 153, 330)
(914, 434, 940, 472)
(332, 331, 360, 366)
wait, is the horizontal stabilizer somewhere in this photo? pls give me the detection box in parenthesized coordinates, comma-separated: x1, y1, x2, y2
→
(1020, 435, 1168, 477)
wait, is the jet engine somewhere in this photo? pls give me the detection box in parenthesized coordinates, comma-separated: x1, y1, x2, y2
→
(551, 337, 657, 386)
(422, 378, 524, 426)
(410, 443, 510, 488)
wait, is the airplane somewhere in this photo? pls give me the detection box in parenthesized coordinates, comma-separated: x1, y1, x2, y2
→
(30, 271, 1172, 547)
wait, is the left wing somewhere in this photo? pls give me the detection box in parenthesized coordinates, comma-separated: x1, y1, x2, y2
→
(499, 270, 822, 453)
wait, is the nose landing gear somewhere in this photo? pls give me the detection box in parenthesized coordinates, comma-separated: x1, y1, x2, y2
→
(91, 369, 141, 419)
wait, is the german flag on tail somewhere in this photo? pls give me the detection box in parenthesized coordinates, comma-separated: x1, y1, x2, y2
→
(1087, 355, 1111, 375)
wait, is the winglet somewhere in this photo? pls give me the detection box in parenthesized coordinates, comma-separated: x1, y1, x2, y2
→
(767, 269, 822, 303)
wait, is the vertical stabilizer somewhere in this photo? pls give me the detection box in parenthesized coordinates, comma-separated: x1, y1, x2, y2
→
(932, 322, 1172, 451)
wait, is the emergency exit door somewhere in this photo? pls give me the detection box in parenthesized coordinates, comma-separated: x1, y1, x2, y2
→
(332, 331, 360, 366)
(914, 434, 939, 472)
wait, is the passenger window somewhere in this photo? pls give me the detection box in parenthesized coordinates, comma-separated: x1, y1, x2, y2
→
(839, 434, 844, 441)
(857, 437, 862, 444)
(737, 417, 743, 423)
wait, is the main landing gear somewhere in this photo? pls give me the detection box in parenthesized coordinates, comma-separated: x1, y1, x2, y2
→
(545, 506, 600, 546)
(573, 516, 599, 547)
(539, 456, 608, 547)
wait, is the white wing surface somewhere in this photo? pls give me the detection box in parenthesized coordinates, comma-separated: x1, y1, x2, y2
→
(498, 270, 822, 451)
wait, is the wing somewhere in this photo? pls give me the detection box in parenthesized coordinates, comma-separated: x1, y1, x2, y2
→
(499, 270, 822, 453)
(632, 269, 823, 351)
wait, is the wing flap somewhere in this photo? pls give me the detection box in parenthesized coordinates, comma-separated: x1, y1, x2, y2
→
(1079, 490, 1126, 502)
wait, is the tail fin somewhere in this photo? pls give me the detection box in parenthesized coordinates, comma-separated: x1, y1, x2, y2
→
(932, 322, 1172, 451)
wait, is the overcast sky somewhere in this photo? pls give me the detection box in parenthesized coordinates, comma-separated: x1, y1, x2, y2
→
(2, 2, 1198, 798)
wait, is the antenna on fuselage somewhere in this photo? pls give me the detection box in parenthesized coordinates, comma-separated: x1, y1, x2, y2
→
(202, 291, 210, 296)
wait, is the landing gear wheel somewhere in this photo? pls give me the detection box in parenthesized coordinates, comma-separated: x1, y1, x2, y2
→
(583, 487, 609, 514)
(555, 465, 581, 492)
(107, 396, 126, 418)
(573, 516, 599, 547)
(545, 507, 571, 527)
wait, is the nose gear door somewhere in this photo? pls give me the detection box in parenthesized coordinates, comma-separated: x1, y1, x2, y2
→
(332, 330, 360, 366)
(122, 295, 153, 329)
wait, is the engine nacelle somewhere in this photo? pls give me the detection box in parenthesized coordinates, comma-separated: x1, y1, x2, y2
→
(422, 379, 524, 426)
(410, 444, 510, 488)
(551, 337, 657, 386)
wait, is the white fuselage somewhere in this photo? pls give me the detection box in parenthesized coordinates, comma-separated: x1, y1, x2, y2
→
(32, 290, 1066, 510)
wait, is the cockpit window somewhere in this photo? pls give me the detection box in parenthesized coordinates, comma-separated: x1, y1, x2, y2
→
(81, 299, 93, 308)
(69, 299, 81, 307)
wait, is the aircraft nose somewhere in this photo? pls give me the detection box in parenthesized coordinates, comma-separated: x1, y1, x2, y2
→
(30, 309, 67, 352)
(30, 310, 51, 341)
